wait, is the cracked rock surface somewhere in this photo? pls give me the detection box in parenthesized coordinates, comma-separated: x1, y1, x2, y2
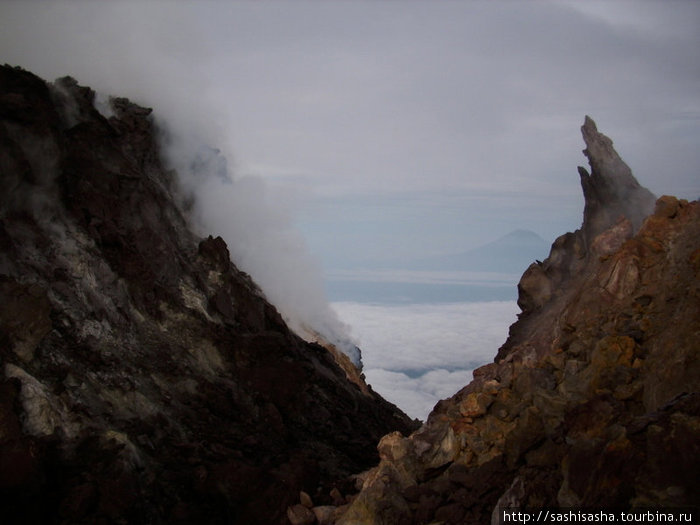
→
(0, 65, 417, 525)
(328, 117, 699, 524)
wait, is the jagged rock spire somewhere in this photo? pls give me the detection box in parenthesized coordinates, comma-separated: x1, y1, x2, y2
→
(578, 116, 656, 243)
(515, 117, 658, 315)
(329, 117, 700, 524)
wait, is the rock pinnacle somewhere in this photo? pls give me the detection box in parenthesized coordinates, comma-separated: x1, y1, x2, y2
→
(578, 116, 656, 243)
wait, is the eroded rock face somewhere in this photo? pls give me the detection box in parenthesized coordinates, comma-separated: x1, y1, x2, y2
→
(0, 65, 417, 524)
(328, 118, 700, 523)
(579, 116, 657, 242)
(516, 116, 657, 320)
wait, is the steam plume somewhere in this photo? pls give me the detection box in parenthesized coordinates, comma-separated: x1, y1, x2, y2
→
(157, 122, 361, 367)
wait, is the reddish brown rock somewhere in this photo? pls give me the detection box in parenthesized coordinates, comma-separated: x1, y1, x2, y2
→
(332, 118, 700, 523)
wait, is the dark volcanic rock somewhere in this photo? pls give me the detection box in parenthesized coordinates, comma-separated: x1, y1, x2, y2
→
(579, 116, 657, 242)
(330, 118, 700, 523)
(0, 65, 417, 524)
(515, 116, 657, 319)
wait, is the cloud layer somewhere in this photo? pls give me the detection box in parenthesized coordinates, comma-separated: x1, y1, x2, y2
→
(333, 301, 520, 419)
(2, 1, 698, 402)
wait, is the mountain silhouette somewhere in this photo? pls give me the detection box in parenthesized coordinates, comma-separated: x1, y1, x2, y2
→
(408, 228, 550, 273)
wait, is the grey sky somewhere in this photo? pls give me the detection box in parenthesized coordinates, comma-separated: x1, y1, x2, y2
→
(2, 0, 699, 268)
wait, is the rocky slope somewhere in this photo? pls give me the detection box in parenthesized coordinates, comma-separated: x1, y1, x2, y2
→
(324, 117, 699, 524)
(0, 65, 417, 524)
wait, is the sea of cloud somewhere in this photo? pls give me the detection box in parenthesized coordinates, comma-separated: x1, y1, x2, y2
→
(332, 300, 520, 420)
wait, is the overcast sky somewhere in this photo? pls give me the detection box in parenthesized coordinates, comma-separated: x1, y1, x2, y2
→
(2, 0, 699, 268)
(4, 0, 699, 420)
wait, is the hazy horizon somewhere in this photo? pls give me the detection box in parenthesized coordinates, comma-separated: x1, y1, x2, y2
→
(2, 1, 700, 418)
(2, 3, 699, 273)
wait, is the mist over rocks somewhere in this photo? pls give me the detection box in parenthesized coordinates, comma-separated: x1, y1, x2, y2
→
(157, 114, 362, 368)
(323, 117, 700, 523)
(2, 63, 698, 524)
(0, 65, 416, 524)
(578, 115, 657, 244)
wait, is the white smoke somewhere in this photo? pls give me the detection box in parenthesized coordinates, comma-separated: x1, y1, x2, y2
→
(157, 122, 361, 367)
